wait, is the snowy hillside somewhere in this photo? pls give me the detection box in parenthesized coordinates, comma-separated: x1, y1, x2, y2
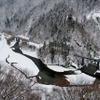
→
(0, 0, 100, 65)
(0, 0, 100, 99)
(0, 34, 96, 85)
(0, 34, 39, 76)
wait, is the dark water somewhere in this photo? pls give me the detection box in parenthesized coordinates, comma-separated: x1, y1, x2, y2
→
(12, 44, 72, 86)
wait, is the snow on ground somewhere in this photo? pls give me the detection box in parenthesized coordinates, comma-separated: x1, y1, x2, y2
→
(66, 73, 96, 85)
(94, 70, 100, 75)
(47, 65, 76, 72)
(95, 70, 100, 73)
(22, 49, 38, 58)
(28, 41, 43, 49)
(92, 12, 100, 20)
(87, 10, 100, 22)
(9, 39, 17, 47)
(71, 62, 79, 69)
(0, 35, 39, 76)
(0, 34, 97, 85)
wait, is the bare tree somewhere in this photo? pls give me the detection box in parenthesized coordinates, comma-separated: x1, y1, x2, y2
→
(0, 63, 39, 100)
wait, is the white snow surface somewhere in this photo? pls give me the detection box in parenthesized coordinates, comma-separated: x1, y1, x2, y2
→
(22, 49, 38, 58)
(66, 73, 96, 85)
(71, 62, 79, 69)
(0, 34, 96, 85)
(47, 65, 76, 72)
(87, 10, 100, 22)
(48, 64, 95, 85)
(94, 70, 100, 75)
(0, 34, 39, 76)
(96, 70, 100, 73)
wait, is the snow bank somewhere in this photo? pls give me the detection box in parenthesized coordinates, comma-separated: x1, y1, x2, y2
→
(95, 70, 100, 73)
(87, 10, 100, 22)
(47, 65, 76, 72)
(47, 64, 96, 85)
(22, 49, 38, 58)
(94, 70, 100, 75)
(66, 73, 96, 85)
(0, 35, 39, 76)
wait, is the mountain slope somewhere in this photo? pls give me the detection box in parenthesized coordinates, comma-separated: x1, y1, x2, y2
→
(0, 0, 100, 74)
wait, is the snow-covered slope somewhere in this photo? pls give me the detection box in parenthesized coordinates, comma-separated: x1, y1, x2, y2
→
(0, 0, 100, 65)
(47, 65, 76, 72)
(0, 34, 39, 76)
(66, 73, 96, 85)
(0, 34, 96, 85)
